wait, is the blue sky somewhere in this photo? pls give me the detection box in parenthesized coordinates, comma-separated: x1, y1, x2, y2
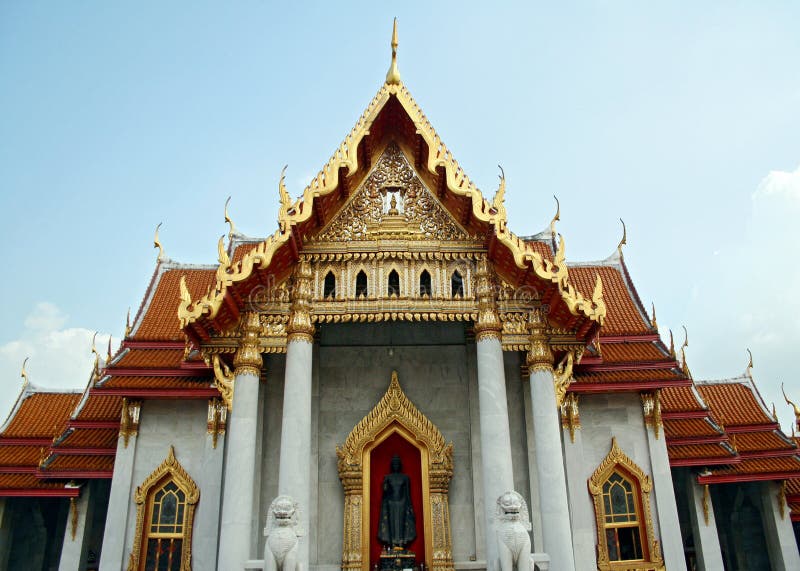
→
(1, 2, 799, 427)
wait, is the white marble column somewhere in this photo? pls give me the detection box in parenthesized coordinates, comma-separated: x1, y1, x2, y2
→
(642, 394, 687, 571)
(760, 480, 800, 571)
(685, 474, 724, 571)
(473, 259, 514, 571)
(218, 312, 263, 570)
(527, 308, 575, 571)
(195, 399, 227, 571)
(99, 401, 140, 571)
(58, 484, 93, 571)
(277, 260, 315, 569)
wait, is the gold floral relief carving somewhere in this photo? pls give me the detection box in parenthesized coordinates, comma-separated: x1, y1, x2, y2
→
(315, 143, 469, 243)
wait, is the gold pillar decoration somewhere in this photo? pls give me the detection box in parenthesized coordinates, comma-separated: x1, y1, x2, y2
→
(70, 496, 79, 540)
(642, 390, 663, 439)
(473, 257, 502, 341)
(778, 481, 787, 520)
(207, 398, 227, 449)
(336, 372, 455, 571)
(527, 306, 553, 372)
(560, 393, 581, 443)
(287, 259, 315, 343)
(702, 483, 710, 526)
(553, 351, 575, 408)
(212, 355, 235, 411)
(119, 398, 141, 448)
(233, 311, 262, 377)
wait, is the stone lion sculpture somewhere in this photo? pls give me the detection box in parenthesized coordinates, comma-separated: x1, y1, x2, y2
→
(496, 491, 533, 571)
(264, 495, 303, 571)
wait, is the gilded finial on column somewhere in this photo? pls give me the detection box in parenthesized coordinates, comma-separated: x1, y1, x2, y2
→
(233, 312, 263, 376)
(550, 195, 561, 238)
(20, 357, 29, 388)
(386, 18, 401, 85)
(287, 259, 315, 343)
(617, 218, 627, 257)
(224, 196, 236, 239)
(153, 222, 165, 261)
(474, 258, 502, 341)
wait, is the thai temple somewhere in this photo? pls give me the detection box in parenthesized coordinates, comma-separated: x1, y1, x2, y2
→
(3, 22, 800, 571)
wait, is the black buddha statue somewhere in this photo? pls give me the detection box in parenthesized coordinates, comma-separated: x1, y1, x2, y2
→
(377, 455, 416, 548)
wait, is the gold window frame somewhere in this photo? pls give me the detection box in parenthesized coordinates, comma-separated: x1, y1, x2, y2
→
(128, 446, 200, 571)
(336, 371, 455, 571)
(588, 438, 664, 571)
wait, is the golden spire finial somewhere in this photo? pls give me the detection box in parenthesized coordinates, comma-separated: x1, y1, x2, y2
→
(550, 196, 561, 238)
(154, 222, 165, 261)
(617, 218, 627, 256)
(91, 332, 100, 377)
(651, 302, 657, 330)
(746, 348, 753, 375)
(668, 329, 675, 358)
(125, 308, 132, 338)
(224, 196, 236, 239)
(680, 325, 691, 377)
(781, 382, 800, 429)
(385, 18, 401, 85)
(20, 357, 29, 388)
(106, 335, 113, 364)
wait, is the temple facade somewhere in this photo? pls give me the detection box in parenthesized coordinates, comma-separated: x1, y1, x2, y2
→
(1, 24, 800, 571)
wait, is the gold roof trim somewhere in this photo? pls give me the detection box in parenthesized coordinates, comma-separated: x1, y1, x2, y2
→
(178, 80, 606, 328)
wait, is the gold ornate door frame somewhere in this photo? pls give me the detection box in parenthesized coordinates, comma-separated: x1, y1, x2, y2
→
(337, 372, 455, 571)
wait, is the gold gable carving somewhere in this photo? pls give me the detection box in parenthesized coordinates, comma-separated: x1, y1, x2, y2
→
(336, 371, 454, 571)
(314, 143, 470, 243)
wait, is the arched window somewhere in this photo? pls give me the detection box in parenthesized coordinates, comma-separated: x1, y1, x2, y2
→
(388, 270, 400, 297)
(324, 271, 336, 299)
(589, 438, 662, 570)
(130, 447, 198, 571)
(419, 270, 432, 297)
(451, 270, 464, 298)
(356, 270, 368, 298)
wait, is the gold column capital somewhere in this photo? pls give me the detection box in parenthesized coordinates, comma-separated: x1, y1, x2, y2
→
(474, 258, 502, 342)
(526, 306, 553, 371)
(287, 259, 315, 343)
(233, 311, 262, 376)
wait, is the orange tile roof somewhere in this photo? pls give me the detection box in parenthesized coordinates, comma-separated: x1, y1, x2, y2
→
(712, 456, 800, 475)
(115, 348, 185, 368)
(58, 428, 118, 449)
(99, 376, 213, 390)
(569, 265, 651, 335)
(0, 446, 43, 467)
(662, 386, 706, 412)
(697, 381, 773, 427)
(0, 473, 64, 490)
(668, 443, 733, 460)
(44, 455, 114, 472)
(134, 268, 216, 341)
(599, 343, 668, 363)
(733, 431, 794, 453)
(664, 419, 720, 439)
(232, 240, 263, 264)
(574, 369, 680, 383)
(75, 395, 123, 421)
(1, 392, 81, 439)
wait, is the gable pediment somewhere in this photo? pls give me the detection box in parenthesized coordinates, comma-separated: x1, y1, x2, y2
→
(311, 142, 472, 243)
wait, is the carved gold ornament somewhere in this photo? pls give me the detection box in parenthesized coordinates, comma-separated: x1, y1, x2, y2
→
(526, 307, 553, 371)
(336, 371, 454, 571)
(128, 446, 199, 571)
(233, 312, 262, 377)
(560, 393, 581, 443)
(119, 398, 141, 449)
(641, 391, 663, 439)
(207, 398, 227, 449)
(287, 259, 315, 343)
(177, 73, 606, 329)
(589, 438, 664, 571)
(702, 484, 710, 526)
(553, 351, 576, 408)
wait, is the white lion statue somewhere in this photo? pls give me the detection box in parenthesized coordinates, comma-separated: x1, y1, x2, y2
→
(496, 491, 533, 571)
(264, 495, 303, 571)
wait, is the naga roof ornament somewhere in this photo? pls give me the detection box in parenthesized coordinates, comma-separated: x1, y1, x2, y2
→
(20, 357, 29, 388)
(224, 196, 236, 239)
(153, 222, 165, 261)
(176, 21, 607, 329)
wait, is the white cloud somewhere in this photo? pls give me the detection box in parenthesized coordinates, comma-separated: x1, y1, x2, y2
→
(0, 303, 111, 424)
(754, 164, 800, 205)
